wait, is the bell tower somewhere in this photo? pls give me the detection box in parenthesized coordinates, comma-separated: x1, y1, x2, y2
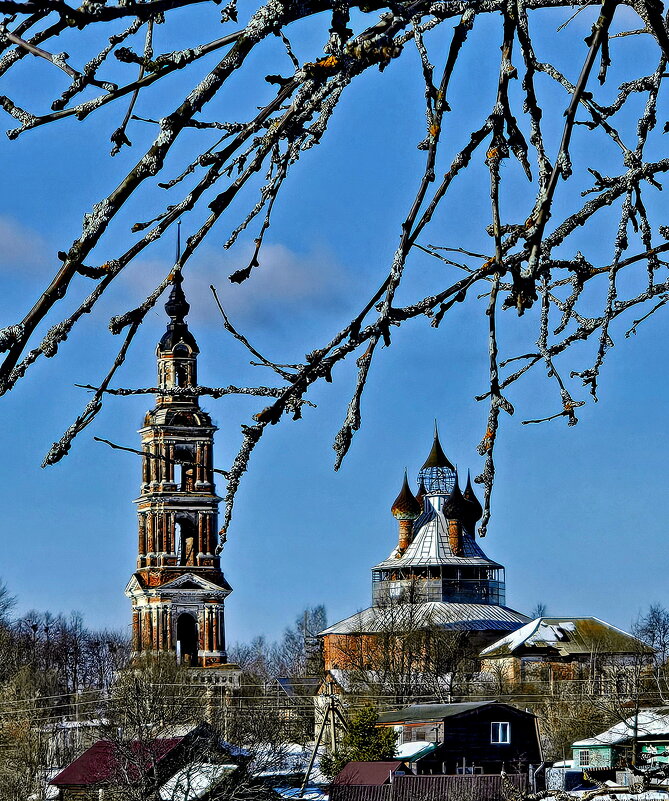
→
(125, 273, 232, 668)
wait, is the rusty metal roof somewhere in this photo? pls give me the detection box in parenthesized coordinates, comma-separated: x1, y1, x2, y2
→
(480, 617, 653, 658)
(333, 762, 408, 786)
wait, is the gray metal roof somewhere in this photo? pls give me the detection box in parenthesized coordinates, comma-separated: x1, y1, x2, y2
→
(378, 701, 497, 724)
(373, 502, 502, 571)
(319, 601, 529, 636)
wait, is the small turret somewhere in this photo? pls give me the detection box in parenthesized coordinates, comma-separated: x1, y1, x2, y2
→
(415, 478, 428, 511)
(391, 470, 421, 555)
(157, 272, 199, 404)
(443, 474, 466, 557)
(462, 470, 483, 535)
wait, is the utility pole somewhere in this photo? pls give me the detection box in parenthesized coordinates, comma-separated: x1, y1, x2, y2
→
(298, 691, 348, 798)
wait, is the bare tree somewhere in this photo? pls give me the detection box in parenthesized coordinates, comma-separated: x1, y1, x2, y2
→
(0, 0, 667, 546)
(633, 603, 669, 668)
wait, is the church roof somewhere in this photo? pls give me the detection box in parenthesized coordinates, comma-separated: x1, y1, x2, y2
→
(374, 500, 502, 570)
(421, 430, 455, 471)
(319, 602, 528, 636)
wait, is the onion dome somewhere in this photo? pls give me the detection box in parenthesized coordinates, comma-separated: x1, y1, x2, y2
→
(159, 272, 199, 354)
(421, 428, 456, 472)
(442, 473, 468, 521)
(391, 470, 422, 520)
(462, 470, 483, 534)
(165, 270, 190, 322)
(415, 478, 427, 510)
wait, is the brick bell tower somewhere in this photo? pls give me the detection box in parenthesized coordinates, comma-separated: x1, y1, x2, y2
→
(125, 273, 232, 669)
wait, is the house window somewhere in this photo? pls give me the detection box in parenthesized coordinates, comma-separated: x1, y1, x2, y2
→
(491, 722, 511, 744)
(579, 750, 590, 768)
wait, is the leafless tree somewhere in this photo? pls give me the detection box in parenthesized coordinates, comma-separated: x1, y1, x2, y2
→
(325, 581, 477, 705)
(1, 0, 669, 548)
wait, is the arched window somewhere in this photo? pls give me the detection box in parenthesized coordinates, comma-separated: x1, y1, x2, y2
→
(173, 344, 191, 387)
(173, 445, 195, 491)
(176, 613, 198, 666)
(176, 517, 197, 566)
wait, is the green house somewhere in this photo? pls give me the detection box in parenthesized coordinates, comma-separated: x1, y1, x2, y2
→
(572, 709, 669, 770)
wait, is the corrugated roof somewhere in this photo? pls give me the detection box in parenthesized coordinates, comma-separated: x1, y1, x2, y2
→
(378, 701, 496, 724)
(51, 738, 184, 787)
(330, 773, 528, 801)
(333, 762, 407, 786)
(480, 617, 652, 658)
(373, 502, 502, 570)
(320, 602, 528, 636)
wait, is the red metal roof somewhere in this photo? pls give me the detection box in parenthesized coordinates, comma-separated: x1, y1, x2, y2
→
(333, 762, 407, 786)
(51, 737, 184, 787)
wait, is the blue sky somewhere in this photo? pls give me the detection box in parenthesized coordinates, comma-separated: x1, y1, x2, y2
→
(0, 3, 667, 646)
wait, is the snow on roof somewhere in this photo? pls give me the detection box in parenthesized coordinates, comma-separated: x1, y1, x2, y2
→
(480, 617, 650, 658)
(573, 710, 669, 747)
(159, 762, 236, 800)
(395, 741, 439, 761)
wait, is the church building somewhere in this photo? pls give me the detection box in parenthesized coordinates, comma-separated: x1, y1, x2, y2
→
(320, 431, 529, 670)
(125, 274, 234, 671)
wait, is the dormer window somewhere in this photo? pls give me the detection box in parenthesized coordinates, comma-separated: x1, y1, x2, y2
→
(491, 722, 511, 744)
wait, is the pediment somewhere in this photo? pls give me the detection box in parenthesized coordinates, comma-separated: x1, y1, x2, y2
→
(159, 572, 228, 593)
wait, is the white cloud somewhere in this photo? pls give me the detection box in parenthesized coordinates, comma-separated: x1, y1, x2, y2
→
(0, 215, 50, 274)
(120, 240, 354, 330)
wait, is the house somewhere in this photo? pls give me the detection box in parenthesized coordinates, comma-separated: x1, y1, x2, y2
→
(572, 709, 669, 771)
(479, 617, 653, 690)
(50, 723, 243, 800)
(376, 701, 542, 775)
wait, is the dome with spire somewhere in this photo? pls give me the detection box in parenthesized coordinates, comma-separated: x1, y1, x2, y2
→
(159, 272, 199, 355)
(391, 471, 422, 520)
(417, 426, 456, 495)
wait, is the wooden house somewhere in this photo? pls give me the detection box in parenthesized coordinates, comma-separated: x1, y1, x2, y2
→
(377, 701, 542, 775)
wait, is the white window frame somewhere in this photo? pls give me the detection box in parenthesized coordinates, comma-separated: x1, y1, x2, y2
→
(579, 750, 591, 768)
(491, 721, 511, 744)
